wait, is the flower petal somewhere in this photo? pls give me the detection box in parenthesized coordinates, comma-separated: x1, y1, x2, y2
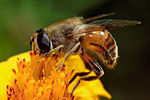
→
(0, 51, 111, 99)
(66, 55, 111, 99)
(0, 52, 30, 99)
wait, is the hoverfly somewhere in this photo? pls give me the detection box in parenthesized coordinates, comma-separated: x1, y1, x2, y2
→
(29, 13, 141, 93)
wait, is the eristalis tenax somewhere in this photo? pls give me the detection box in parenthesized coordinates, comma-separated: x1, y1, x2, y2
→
(29, 13, 141, 93)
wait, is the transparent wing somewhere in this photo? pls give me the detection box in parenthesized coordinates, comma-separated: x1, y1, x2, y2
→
(83, 13, 115, 23)
(89, 19, 141, 30)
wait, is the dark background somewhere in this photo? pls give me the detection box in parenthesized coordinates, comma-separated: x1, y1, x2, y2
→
(0, 0, 149, 100)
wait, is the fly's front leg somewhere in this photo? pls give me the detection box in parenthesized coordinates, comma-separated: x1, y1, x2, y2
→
(71, 54, 104, 93)
(56, 42, 81, 71)
(37, 45, 64, 63)
(42, 45, 64, 58)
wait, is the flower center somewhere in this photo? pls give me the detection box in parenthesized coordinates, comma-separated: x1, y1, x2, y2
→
(7, 51, 74, 100)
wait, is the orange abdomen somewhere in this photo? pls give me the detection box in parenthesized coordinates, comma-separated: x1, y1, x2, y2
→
(81, 29, 118, 69)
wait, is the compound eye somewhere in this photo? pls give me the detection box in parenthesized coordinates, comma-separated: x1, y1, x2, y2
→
(37, 33, 50, 53)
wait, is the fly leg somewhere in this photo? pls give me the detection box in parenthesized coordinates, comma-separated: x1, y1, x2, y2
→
(37, 45, 64, 63)
(68, 55, 93, 85)
(56, 42, 81, 71)
(71, 54, 104, 93)
(42, 45, 64, 58)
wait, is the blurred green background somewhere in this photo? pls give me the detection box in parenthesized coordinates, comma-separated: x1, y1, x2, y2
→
(0, 0, 149, 100)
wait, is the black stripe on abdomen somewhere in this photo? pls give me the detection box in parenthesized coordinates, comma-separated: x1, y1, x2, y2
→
(106, 33, 110, 42)
(107, 38, 115, 49)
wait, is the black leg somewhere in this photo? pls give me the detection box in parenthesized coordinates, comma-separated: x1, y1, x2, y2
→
(71, 54, 104, 93)
(68, 54, 93, 85)
(69, 71, 91, 85)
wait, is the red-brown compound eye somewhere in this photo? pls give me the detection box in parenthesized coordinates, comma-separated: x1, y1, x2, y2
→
(37, 33, 51, 53)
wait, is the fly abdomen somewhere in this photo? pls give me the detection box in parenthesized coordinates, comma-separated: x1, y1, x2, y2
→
(109, 46, 117, 58)
(103, 32, 115, 51)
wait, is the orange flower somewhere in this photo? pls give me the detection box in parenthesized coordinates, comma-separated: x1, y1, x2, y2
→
(0, 51, 111, 100)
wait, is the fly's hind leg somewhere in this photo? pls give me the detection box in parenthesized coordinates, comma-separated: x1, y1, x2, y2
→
(70, 54, 104, 93)
(68, 55, 94, 85)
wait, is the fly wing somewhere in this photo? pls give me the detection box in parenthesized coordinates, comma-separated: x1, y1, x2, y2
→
(89, 19, 141, 30)
(83, 13, 115, 23)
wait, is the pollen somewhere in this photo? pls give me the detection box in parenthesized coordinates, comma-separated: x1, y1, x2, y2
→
(6, 51, 74, 100)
